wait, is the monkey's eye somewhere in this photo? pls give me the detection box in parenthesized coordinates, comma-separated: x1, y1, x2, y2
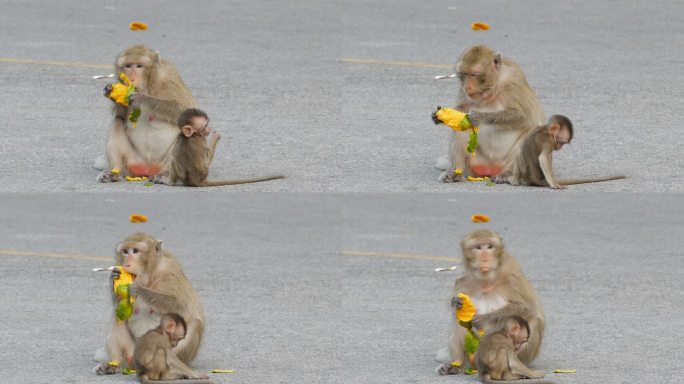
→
(132, 248, 139, 253)
(135, 64, 144, 69)
(475, 244, 494, 250)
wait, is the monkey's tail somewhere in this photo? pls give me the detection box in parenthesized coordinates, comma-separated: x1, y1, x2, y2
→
(559, 175, 626, 186)
(483, 377, 557, 384)
(201, 174, 285, 187)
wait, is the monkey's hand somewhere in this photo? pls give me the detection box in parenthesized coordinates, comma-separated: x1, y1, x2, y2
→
(128, 282, 140, 297)
(103, 84, 114, 97)
(432, 106, 444, 125)
(451, 296, 463, 309)
(110, 267, 121, 284)
(471, 314, 486, 329)
(549, 183, 567, 190)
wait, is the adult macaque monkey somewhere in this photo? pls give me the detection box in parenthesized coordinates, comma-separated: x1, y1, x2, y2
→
(96, 45, 197, 182)
(476, 316, 555, 384)
(495, 115, 626, 189)
(437, 45, 545, 182)
(152, 108, 285, 187)
(437, 229, 545, 375)
(135, 313, 211, 382)
(95, 233, 205, 374)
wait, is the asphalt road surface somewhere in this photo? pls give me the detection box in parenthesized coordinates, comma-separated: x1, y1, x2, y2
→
(0, 1, 682, 192)
(0, 193, 682, 384)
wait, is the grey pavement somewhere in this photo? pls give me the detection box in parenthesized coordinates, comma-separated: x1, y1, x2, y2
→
(0, 193, 682, 384)
(0, 1, 682, 192)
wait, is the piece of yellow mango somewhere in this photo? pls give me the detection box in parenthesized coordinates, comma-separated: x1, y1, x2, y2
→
(434, 107, 475, 132)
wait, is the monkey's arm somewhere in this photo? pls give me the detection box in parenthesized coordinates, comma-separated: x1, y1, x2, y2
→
(472, 301, 532, 329)
(468, 108, 525, 128)
(537, 144, 564, 189)
(130, 94, 185, 124)
(132, 283, 186, 314)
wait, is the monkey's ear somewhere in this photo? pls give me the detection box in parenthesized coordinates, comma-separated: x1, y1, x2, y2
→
(155, 240, 163, 253)
(510, 321, 520, 333)
(165, 318, 176, 333)
(152, 51, 161, 65)
(548, 123, 560, 134)
(116, 243, 123, 253)
(181, 125, 194, 138)
(493, 53, 502, 69)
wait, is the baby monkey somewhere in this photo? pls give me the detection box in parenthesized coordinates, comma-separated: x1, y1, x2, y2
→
(476, 316, 555, 384)
(153, 108, 284, 187)
(135, 313, 211, 383)
(495, 115, 625, 189)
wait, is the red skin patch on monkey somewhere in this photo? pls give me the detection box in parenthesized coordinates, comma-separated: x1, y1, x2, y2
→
(471, 164, 503, 177)
(127, 163, 161, 177)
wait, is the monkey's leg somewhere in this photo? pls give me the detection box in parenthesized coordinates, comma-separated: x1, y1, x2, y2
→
(506, 350, 545, 379)
(437, 324, 467, 374)
(99, 118, 143, 182)
(441, 131, 470, 183)
(165, 347, 209, 379)
(94, 320, 135, 374)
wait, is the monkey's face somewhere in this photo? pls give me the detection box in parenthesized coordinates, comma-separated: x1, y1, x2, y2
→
(463, 234, 502, 279)
(553, 128, 571, 150)
(116, 241, 148, 275)
(165, 322, 186, 347)
(458, 62, 497, 101)
(117, 56, 152, 91)
(549, 124, 572, 151)
(509, 323, 529, 351)
(191, 117, 211, 137)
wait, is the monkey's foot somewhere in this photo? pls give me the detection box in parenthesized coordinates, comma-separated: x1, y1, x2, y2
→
(528, 370, 545, 379)
(492, 175, 510, 185)
(437, 362, 462, 375)
(94, 362, 120, 375)
(97, 170, 121, 183)
(440, 171, 465, 183)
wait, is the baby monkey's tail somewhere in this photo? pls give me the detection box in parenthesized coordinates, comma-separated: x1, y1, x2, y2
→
(201, 174, 285, 187)
(482, 374, 557, 384)
(559, 175, 626, 186)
